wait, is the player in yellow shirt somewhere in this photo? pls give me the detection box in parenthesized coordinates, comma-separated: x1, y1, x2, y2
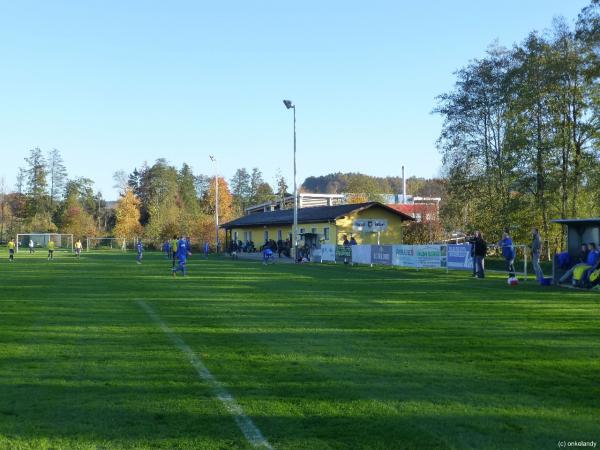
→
(74, 240, 83, 258)
(170, 236, 178, 270)
(48, 240, 55, 260)
(7, 238, 15, 262)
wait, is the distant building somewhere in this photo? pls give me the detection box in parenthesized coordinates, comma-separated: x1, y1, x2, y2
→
(245, 193, 346, 215)
(387, 197, 441, 223)
(104, 201, 119, 211)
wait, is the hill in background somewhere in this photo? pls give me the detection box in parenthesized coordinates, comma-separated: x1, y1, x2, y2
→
(301, 172, 445, 198)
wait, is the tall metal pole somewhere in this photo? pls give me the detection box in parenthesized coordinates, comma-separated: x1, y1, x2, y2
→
(293, 105, 298, 262)
(210, 155, 219, 254)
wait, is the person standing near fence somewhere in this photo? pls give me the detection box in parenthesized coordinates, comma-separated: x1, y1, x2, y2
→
(474, 231, 487, 279)
(342, 234, 350, 264)
(468, 234, 477, 277)
(498, 231, 516, 279)
(531, 228, 544, 281)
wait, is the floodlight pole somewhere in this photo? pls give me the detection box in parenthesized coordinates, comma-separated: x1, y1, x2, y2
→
(210, 155, 219, 254)
(293, 105, 298, 261)
(284, 100, 298, 261)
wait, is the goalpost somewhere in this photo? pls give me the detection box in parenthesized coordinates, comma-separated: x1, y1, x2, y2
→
(86, 237, 132, 252)
(16, 233, 74, 253)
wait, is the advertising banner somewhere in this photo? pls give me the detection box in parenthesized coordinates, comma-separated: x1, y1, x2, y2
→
(320, 244, 336, 262)
(392, 245, 417, 267)
(311, 248, 322, 261)
(415, 245, 446, 268)
(371, 245, 393, 265)
(351, 245, 372, 265)
(335, 245, 353, 263)
(447, 244, 473, 270)
(393, 245, 446, 268)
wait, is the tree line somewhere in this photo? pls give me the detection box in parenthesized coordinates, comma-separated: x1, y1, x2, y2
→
(435, 1, 599, 248)
(0, 148, 108, 243)
(0, 150, 444, 247)
(0, 150, 290, 248)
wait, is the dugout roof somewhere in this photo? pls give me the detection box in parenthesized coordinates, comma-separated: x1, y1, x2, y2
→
(221, 202, 414, 229)
(551, 218, 600, 226)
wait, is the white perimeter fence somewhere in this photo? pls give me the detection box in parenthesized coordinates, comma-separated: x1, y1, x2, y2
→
(313, 243, 529, 280)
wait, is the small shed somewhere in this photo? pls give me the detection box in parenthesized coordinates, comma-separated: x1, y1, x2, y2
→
(551, 218, 600, 282)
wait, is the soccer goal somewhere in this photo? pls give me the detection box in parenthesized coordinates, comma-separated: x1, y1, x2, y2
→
(17, 233, 74, 253)
(86, 237, 132, 252)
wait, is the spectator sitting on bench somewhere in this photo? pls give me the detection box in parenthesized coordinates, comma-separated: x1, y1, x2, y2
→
(559, 242, 599, 285)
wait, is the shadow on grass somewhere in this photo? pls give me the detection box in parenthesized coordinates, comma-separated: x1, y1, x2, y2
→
(0, 379, 596, 449)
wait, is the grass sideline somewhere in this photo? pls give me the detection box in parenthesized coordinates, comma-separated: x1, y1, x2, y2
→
(0, 250, 598, 449)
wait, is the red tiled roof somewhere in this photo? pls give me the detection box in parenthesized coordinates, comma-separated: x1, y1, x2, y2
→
(387, 204, 438, 215)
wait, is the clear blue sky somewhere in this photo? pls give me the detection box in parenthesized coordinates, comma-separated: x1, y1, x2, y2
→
(0, 0, 590, 199)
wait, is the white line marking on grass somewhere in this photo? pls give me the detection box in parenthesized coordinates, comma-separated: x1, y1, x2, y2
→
(136, 300, 273, 450)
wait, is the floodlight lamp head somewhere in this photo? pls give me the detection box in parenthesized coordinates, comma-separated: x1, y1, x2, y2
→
(283, 99, 294, 109)
(209, 155, 215, 162)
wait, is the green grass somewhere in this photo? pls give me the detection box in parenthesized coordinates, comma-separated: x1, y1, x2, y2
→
(0, 250, 598, 449)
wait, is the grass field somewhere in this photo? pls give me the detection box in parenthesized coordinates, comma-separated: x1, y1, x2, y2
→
(0, 250, 598, 449)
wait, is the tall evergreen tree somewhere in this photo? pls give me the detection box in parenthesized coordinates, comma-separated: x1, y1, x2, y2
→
(178, 163, 199, 213)
(24, 147, 51, 221)
(230, 168, 251, 212)
(47, 148, 68, 208)
(275, 170, 289, 207)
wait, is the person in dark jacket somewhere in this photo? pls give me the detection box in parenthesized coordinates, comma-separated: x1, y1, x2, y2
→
(341, 235, 351, 264)
(473, 231, 487, 279)
(531, 228, 544, 281)
(578, 244, 589, 263)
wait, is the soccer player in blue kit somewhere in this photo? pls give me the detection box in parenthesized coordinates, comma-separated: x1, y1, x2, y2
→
(136, 239, 143, 264)
(172, 237, 190, 277)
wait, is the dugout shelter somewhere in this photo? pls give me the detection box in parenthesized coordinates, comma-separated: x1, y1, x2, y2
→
(551, 218, 600, 283)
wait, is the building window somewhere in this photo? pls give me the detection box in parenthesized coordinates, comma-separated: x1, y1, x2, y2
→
(324, 227, 330, 240)
(300, 228, 305, 235)
(311, 227, 317, 234)
(277, 230, 282, 241)
(264, 230, 269, 243)
(234, 232, 238, 242)
(244, 231, 248, 242)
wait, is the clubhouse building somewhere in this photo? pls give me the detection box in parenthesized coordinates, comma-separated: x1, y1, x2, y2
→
(221, 201, 414, 247)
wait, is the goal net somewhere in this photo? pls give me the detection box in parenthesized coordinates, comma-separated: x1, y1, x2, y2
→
(17, 233, 74, 253)
(86, 237, 133, 251)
